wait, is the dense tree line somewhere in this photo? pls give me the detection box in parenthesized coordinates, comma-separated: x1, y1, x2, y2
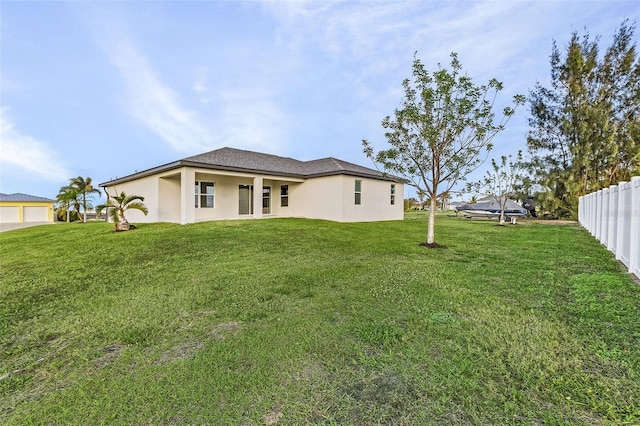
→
(527, 20, 640, 218)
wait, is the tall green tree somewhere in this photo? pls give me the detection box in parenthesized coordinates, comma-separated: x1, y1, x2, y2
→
(527, 20, 640, 218)
(69, 176, 101, 223)
(363, 52, 525, 246)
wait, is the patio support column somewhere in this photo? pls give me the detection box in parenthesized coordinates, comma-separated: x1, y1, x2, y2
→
(253, 176, 263, 219)
(180, 167, 196, 225)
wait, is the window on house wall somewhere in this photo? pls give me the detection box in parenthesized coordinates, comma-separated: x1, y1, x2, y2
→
(281, 185, 289, 207)
(195, 181, 214, 208)
(355, 179, 362, 205)
(390, 184, 396, 205)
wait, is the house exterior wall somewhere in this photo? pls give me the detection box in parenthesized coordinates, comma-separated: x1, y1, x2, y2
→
(341, 176, 403, 222)
(103, 172, 161, 223)
(103, 167, 403, 224)
(158, 173, 181, 222)
(0, 202, 54, 223)
(295, 175, 403, 222)
(294, 175, 345, 221)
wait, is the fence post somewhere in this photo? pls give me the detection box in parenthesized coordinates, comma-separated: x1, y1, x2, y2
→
(578, 195, 584, 225)
(616, 181, 628, 264)
(592, 191, 597, 237)
(629, 176, 639, 276)
(595, 189, 603, 241)
(586, 192, 594, 233)
(601, 187, 610, 246)
(607, 185, 618, 253)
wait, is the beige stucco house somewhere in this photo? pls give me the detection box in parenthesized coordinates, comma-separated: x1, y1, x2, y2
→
(99, 147, 404, 224)
(0, 193, 55, 223)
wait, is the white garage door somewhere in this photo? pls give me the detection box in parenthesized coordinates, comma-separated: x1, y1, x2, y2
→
(24, 206, 49, 222)
(0, 206, 20, 223)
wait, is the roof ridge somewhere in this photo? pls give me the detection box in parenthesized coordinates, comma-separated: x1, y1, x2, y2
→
(184, 146, 304, 164)
(102, 147, 398, 187)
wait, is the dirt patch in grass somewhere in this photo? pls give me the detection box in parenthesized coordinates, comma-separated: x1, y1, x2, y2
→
(207, 321, 242, 340)
(94, 344, 125, 369)
(343, 370, 418, 423)
(158, 341, 204, 363)
(158, 322, 243, 364)
(263, 407, 283, 425)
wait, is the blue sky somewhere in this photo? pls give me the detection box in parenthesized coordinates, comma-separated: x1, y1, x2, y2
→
(1, 1, 637, 201)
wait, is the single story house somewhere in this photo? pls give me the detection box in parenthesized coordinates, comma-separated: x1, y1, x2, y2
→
(0, 193, 55, 223)
(99, 147, 404, 224)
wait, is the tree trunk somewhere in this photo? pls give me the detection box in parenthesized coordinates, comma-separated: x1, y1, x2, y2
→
(499, 213, 505, 226)
(427, 197, 437, 244)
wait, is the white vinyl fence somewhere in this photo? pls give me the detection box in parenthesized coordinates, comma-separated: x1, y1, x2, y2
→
(578, 176, 640, 280)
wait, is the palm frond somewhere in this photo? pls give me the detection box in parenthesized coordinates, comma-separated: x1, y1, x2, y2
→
(125, 202, 148, 215)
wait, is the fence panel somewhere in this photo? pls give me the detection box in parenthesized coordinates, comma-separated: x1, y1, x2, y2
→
(607, 185, 618, 253)
(618, 181, 632, 269)
(595, 189, 603, 241)
(579, 176, 640, 280)
(631, 177, 639, 278)
(601, 188, 610, 247)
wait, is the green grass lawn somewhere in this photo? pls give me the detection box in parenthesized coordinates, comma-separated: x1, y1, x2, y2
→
(1, 213, 639, 425)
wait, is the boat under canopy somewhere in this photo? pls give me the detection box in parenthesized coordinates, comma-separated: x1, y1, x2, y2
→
(455, 198, 527, 219)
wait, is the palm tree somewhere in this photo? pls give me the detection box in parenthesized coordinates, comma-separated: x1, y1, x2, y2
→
(416, 189, 427, 210)
(96, 191, 148, 231)
(438, 190, 451, 211)
(70, 176, 101, 223)
(55, 185, 80, 222)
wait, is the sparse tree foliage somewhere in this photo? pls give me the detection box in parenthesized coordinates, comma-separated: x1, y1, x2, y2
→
(363, 52, 525, 245)
(468, 151, 525, 225)
(97, 191, 148, 232)
(527, 20, 640, 218)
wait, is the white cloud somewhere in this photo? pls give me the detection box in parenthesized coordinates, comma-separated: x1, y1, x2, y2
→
(266, 0, 540, 74)
(214, 86, 289, 154)
(0, 109, 71, 182)
(102, 37, 213, 154)
(87, 9, 291, 156)
(192, 67, 211, 105)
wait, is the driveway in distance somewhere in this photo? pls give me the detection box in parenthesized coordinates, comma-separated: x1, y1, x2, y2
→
(0, 222, 56, 233)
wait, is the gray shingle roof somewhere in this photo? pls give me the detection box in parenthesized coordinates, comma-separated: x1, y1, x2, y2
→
(183, 148, 391, 179)
(0, 193, 55, 202)
(183, 148, 308, 176)
(101, 147, 396, 186)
